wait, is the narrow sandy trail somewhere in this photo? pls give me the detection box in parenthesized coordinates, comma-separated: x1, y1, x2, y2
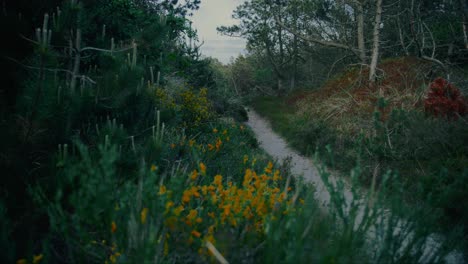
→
(245, 108, 354, 208)
(245, 108, 463, 264)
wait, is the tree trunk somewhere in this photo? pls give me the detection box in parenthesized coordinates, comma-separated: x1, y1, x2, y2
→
(291, 0, 299, 91)
(277, 78, 283, 91)
(277, 9, 285, 92)
(70, 29, 81, 94)
(369, 0, 383, 83)
(397, 10, 409, 56)
(356, 1, 367, 63)
(460, 0, 468, 49)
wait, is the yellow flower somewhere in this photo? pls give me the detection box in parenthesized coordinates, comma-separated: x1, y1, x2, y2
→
(199, 162, 206, 175)
(151, 164, 157, 172)
(211, 195, 218, 204)
(182, 190, 191, 204)
(196, 217, 203, 223)
(230, 218, 237, 227)
(201, 185, 208, 195)
(208, 212, 215, 218)
(213, 175, 222, 186)
(265, 161, 273, 174)
(109, 253, 121, 263)
(223, 204, 231, 216)
(165, 201, 174, 210)
(222, 129, 228, 135)
(187, 209, 198, 220)
(190, 186, 201, 198)
(16, 259, 27, 264)
(189, 139, 195, 147)
(174, 205, 184, 216)
(158, 185, 167, 195)
(208, 144, 214, 151)
(243, 155, 249, 164)
(243, 206, 252, 219)
(240, 125, 245, 131)
(141, 207, 149, 224)
(111, 221, 117, 233)
(190, 170, 198, 181)
(215, 138, 222, 151)
(273, 170, 281, 181)
(170, 143, 176, 149)
(33, 254, 43, 264)
(213, 128, 218, 133)
(191, 230, 201, 238)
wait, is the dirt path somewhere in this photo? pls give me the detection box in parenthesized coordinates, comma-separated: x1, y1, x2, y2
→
(245, 108, 463, 264)
(245, 108, 353, 208)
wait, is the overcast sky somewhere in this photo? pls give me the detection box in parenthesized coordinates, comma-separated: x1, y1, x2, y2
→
(190, 0, 246, 64)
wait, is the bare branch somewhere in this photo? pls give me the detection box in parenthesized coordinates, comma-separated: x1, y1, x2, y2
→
(272, 14, 360, 55)
(81, 46, 133, 53)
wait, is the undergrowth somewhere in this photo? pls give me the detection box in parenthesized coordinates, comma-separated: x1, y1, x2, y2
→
(252, 59, 468, 250)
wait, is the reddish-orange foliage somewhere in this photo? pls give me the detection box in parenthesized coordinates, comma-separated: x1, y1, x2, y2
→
(287, 57, 429, 110)
(424, 78, 467, 119)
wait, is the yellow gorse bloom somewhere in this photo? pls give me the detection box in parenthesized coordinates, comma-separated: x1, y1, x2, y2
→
(273, 170, 281, 181)
(16, 259, 27, 264)
(190, 169, 198, 181)
(151, 164, 157, 172)
(191, 230, 201, 238)
(33, 254, 44, 264)
(160, 160, 305, 255)
(111, 221, 117, 233)
(174, 205, 184, 216)
(199, 162, 206, 175)
(213, 175, 222, 186)
(165, 201, 174, 211)
(158, 185, 167, 195)
(141, 207, 149, 224)
(243, 155, 249, 164)
(215, 138, 222, 151)
(187, 209, 198, 220)
(265, 161, 273, 174)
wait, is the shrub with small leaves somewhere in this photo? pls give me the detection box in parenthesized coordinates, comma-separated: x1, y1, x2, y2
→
(179, 88, 213, 126)
(424, 77, 467, 119)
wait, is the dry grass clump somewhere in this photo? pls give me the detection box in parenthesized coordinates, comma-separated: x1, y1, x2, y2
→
(292, 57, 431, 136)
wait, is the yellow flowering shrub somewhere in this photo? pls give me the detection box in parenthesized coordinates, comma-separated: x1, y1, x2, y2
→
(155, 87, 177, 110)
(158, 161, 296, 256)
(179, 88, 213, 126)
(153, 86, 213, 127)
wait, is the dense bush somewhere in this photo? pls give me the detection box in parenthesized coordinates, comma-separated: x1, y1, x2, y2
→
(424, 78, 467, 119)
(253, 94, 468, 242)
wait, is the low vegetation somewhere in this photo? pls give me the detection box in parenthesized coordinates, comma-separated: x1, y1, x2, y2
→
(1, 0, 467, 263)
(252, 57, 468, 248)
